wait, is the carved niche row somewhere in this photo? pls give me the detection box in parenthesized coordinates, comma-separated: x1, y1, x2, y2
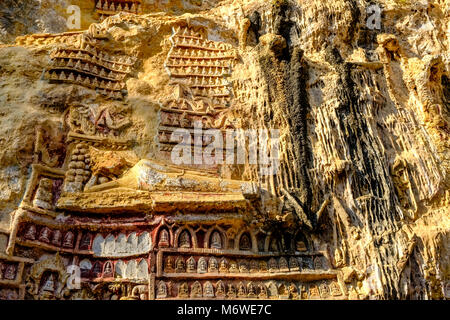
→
(19, 223, 82, 250)
(156, 279, 343, 299)
(92, 232, 152, 258)
(156, 226, 309, 253)
(0, 261, 19, 281)
(157, 227, 235, 250)
(79, 258, 149, 280)
(163, 255, 329, 274)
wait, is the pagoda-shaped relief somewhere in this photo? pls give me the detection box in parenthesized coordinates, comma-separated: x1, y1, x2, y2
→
(44, 27, 137, 100)
(158, 25, 239, 162)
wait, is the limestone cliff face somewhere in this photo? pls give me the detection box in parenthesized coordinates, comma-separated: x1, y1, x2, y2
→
(0, 0, 448, 300)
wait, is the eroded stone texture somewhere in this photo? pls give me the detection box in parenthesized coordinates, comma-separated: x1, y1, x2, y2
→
(0, 0, 448, 300)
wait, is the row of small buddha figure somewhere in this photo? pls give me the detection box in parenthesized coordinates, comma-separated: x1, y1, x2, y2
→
(164, 254, 328, 274)
(172, 34, 233, 52)
(21, 223, 93, 250)
(47, 69, 125, 91)
(157, 280, 342, 299)
(71, 42, 136, 66)
(0, 261, 18, 281)
(170, 47, 235, 60)
(47, 70, 126, 100)
(51, 58, 128, 80)
(95, 0, 142, 14)
(52, 47, 134, 70)
(166, 58, 231, 70)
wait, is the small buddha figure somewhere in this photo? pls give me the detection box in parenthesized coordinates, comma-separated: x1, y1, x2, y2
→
(210, 231, 222, 249)
(179, 231, 191, 248)
(259, 260, 268, 272)
(158, 229, 169, 248)
(38, 227, 52, 243)
(103, 261, 114, 278)
(24, 225, 37, 240)
(238, 260, 249, 273)
(41, 274, 55, 295)
(203, 281, 214, 298)
(175, 257, 185, 273)
(197, 257, 207, 274)
(268, 283, 278, 298)
(191, 281, 202, 298)
(319, 282, 329, 298)
(208, 257, 218, 273)
(239, 234, 251, 250)
(330, 281, 342, 296)
(63, 231, 75, 248)
(309, 284, 320, 299)
(33, 178, 53, 210)
(237, 282, 246, 298)
(219, 259, 228, 273)
(216, 281, 225, 297)
(165, 257, 174, 273)
(296, 240, 307, 252)
(226, 284, 236, 298)
(268, 258, 278, 272)
(289, 257, 299, 271)
(178, 282, 189, 298)
(334, 248, 345, 268)
(288, 283, 299, 300)
(278, 284, 288, 299)
(51, 230, 62, 246)
(258, 284, 268, 299)
(279, 257, 289, 272)
(314, 256, 324, 270)
(0, 262, 3, 280)
(247, 282, 256, 298)
(186, 257, 196, 273)
(229, 260, 238, 273)
(157, 281, 167, 298)
(80, 233, 92, 250)
(92, 262, 103, 278)
(4, 264, 17, 280)
(269, 239, 278, 252)
(249, 260, 259, 273)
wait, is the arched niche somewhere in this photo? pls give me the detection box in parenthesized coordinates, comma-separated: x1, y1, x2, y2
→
(292, 231, 310, 252)
(235, 230, 256, 252)
(204, 227, 227, 249)
(174, 227, 197, 248)
(155, 227, 171, 248)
